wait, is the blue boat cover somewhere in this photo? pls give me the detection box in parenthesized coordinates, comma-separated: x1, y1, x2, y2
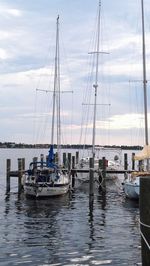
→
(47, 145, 58, 169)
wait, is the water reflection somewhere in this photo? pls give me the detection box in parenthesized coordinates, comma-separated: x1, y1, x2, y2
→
(0, 175, 141, 265)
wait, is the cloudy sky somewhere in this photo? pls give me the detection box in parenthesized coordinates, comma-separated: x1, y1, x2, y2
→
(0, 0, 150, 146)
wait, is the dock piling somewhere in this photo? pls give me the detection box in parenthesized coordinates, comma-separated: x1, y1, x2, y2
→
(18, 158, 23, 193)
(124, 153, 128, 170)
(71, 156, 75, 188)
(40, 154, 44, 168)
(131, 153, 135, 170)
(67, 153, 71, 171)
(6, 159, 11, 194)
(140, 176, 150, 265)
(75, 151, 79, 165)
(89, 157, 94, 198)
(63, 153, 67, 168)
(102, 157, 106, 179)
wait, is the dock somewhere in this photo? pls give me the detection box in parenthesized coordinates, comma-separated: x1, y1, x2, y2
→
(5, 151, 137, 194)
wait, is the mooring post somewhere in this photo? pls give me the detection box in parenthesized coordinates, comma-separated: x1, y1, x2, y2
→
(67, 153, 71, 172)
(6, 159, 11, 194)
(140, 176, 150, 265)
(102, 157, 106, 179)
(98, 159, 103, 169)
(33, 157, 38, 168)
(40, 154, 44, 168)
(98, 159, 103, 184)
(89, 157, 94, 198)
(139, 160, 143, 171)
(22, 158, 25, 171)
(63, 153, 67, 168)
(75, 151, 79, 165)
(71, 156, 75, 188)
(124, 153, 128, 170)
(132, 153, 135, 170)
(54, 152, 58, 164)
(18, 158, 23, 193)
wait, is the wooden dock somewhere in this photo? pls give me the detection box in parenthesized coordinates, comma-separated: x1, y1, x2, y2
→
(6, 151, 137, 194)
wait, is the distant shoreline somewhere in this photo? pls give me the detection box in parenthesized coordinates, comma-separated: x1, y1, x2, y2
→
(0, 142, 142, 150)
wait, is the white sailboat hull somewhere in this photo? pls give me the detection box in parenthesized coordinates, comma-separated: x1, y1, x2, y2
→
(23, 171, 70, 198)
(123, 177, 140, 200)
(24, 183, 70, 197)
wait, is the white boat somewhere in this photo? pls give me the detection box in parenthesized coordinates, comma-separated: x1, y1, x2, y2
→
(123, 173, 140, 200)
(80, 156, 120, 171)
(107, 160, 120, 171)
(23, 16, 70, 197)
(123, 146, 150, 199)
(23, 161, 70, 197)
(123, 0, 150, 200)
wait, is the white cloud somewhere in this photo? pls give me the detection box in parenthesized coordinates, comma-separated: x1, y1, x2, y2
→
(78, 113, 145, 131)
(0, 6, 22, 17)
(0, 48, 10, 59)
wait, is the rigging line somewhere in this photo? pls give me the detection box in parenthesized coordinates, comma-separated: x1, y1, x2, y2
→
(32, 89, 38, 146)
(70, 89, 74, 145)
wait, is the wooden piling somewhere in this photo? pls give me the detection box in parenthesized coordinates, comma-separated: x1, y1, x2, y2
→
(139, 160, 143, 171)
(54, 152, 58, 164)
(89, 157, 94, 198)
(140, 176, 150, 265)
(67, 153, 71, 171)
(63, 153, 67, 168)
(40, 154, 44, 167)
(71, 156, 75, 188)
(124, 153, 128, 170)
(102, 157, 106, 179)
(18, 158, 23, 193)
(33, 157, 38, 170)
(22, 158, 25, 171)
(6, 159, 11, 194)
(131, 153, 135, 170)
(75, 151, 79, 165)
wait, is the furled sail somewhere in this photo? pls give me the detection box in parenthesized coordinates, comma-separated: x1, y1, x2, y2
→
(134, 145, 150, 160)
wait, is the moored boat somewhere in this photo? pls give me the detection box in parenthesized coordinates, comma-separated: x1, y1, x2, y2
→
(23, 16, 70, 197)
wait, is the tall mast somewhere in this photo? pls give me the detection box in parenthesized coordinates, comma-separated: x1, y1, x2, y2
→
(51, 16, 59, 145)
(92, 0, 101, 159)
(141, 0, 148, 146)
(56, 16, 61, 165)
(141, 0, 149, 170)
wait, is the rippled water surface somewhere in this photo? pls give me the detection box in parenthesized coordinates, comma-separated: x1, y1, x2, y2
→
(0, 181, 141, 266)
(0, 149, 141, 265)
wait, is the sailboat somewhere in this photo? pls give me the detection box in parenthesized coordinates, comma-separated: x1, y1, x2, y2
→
(23, 16, 70, 197)
(79, 1, 122, 174)
(123, 0, 150, 200)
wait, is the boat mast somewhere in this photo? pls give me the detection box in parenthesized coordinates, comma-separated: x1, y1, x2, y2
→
(92, 0, 101, 160)
(141, 0, 149, 170)
(57, 16, 61, 165)
(51, 16, 61, 164)
(51, 16, 59, 146)
(141, 0, 148, 146)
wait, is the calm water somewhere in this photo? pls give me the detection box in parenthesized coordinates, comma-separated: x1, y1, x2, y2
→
(0, 149, 141, 265)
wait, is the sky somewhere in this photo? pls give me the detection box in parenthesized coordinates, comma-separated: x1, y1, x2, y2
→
(0, 0, 150, 146)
